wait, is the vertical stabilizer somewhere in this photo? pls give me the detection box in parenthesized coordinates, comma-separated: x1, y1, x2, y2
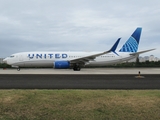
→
(119, 27, 142, 52)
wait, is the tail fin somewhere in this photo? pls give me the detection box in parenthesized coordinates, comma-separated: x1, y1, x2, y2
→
(119, 27, 142, 52)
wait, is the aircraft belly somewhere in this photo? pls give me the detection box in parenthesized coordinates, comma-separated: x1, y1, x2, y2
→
(13, 60, 53, 67)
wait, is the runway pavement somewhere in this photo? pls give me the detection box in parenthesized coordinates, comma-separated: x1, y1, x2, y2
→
(0, 74, 160, 89)
(1, 68, 160, 74)
(0, 68, 160, 89)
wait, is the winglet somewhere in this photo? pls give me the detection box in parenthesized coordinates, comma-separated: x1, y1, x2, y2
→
(109, 38, 121, 52)
(108, 38, 121, 56)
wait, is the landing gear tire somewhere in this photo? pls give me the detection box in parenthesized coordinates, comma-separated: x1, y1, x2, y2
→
(17, 68, 20, 71)
(73, 66, 81, 71)
(77, 66, 81, 71)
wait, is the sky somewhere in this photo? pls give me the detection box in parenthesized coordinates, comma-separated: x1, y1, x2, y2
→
(0, 0, 160, 58)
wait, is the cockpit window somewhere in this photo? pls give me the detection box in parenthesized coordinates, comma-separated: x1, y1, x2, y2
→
(10, 55, 15, 58)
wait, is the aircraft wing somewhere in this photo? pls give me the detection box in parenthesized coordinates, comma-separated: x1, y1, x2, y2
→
(70, 38, 121, 64)
(130, 49, 156, 56)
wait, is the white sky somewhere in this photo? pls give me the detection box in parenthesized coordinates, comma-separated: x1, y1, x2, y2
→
(0, 0, 160, 58)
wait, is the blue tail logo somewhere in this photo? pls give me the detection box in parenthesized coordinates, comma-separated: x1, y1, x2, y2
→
(119, 27, 142, 52)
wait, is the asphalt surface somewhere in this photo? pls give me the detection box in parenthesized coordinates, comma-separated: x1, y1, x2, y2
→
(0, 74, 160, 89)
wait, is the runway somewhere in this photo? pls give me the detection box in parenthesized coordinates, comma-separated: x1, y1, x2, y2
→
(0, 68, 160, 89)
(1, 68, 160, 74)
(0, 74, 160, 89)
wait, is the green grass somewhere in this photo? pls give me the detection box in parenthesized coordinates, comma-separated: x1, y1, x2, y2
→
(0, 90, 160, 120)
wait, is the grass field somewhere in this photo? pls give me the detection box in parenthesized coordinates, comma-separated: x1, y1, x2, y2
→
(0, 90, 160, 120)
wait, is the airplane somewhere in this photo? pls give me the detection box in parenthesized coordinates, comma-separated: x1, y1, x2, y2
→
(3, 27, 155, 71)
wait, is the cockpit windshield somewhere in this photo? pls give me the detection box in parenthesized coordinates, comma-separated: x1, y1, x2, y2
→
(10, 55, 15, 58)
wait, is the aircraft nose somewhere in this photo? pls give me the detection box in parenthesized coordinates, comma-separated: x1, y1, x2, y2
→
(3, 58, 7, 64)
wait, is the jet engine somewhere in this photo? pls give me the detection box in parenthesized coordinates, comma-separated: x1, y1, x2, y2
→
(54, 61, 70, 69)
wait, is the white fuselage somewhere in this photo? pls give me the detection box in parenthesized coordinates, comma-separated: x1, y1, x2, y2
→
(3, 51, 136, 68)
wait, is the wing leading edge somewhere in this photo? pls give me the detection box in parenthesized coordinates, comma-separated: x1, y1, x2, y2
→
(70, 38, 121, 64)
(130, 49, 156, 56)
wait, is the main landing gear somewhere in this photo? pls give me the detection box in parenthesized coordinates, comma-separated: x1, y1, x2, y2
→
(73, 64, 81, 71)
(17, 67, 20, 71)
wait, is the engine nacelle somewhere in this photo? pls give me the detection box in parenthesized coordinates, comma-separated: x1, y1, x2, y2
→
(54, 61, 70, 69)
